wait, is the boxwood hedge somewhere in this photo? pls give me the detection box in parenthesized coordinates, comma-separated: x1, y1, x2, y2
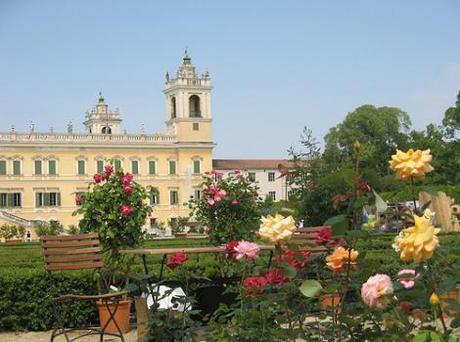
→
(1, 234, 459, 331)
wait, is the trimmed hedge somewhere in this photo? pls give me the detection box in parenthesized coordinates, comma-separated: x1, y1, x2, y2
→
(1, 234, 460, 331)
(380, 184, 460, 203)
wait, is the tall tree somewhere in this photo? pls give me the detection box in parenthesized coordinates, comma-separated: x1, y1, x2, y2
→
(323, 105, 411, 174)
(442, 90, 460, 139)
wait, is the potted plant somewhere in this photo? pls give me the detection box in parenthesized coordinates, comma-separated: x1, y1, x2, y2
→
(171, 216, 189, 238)
(0, 224, 25, 244)
(73, 163, 153, 333)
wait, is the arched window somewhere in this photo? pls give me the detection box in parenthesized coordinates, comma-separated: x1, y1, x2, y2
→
(189, 95, 201, 117)
(171, 97, 177, 118)
(101, 126, 112, 134)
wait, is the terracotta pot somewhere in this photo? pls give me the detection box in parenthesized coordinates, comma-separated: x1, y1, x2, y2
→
(5, 239, 22, 245)
(440, 288, 459, 318)
(96, 299, 131, 334)
(319, 292, 342, 315)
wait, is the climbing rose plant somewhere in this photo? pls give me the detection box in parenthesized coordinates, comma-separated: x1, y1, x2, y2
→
(73, 164, 152, 265)
(189, 170, 261, 245)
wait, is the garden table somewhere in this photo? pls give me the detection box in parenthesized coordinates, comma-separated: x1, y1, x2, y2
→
(121, 245, 277, 281)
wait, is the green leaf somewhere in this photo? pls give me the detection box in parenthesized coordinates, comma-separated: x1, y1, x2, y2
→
(299, 280, 323, 298)
(372, 189, 388, 213)
(324, 215, 348, 236)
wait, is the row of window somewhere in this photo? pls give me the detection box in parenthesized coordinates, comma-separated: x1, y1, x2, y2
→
(0, 159, 202, 176)
(0, 189, 203, 208)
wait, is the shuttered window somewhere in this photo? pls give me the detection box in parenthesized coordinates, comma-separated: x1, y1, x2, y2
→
(35, 191, 61, 207)
(170, 190, 178, 205)
(34, 160, 42, 175)
(114, 160, 122, 171)
(97, 160, 104, 173)
(48, 160, 57, 175)
(77, 160, 85, 175)
(131, 160, 139, 175)
(149, 161, 156, 175)
(0, 161, 6, 175)
(13, 161, 21, 175)
(0, 193, 22, 207)
(169, 161, 176, 175)
(193, 160, 201, 174)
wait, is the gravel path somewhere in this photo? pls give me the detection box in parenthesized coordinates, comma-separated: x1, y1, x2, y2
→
(0, 329, 138, 342)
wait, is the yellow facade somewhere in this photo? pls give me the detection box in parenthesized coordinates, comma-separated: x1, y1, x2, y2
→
(0, 53, 213, 238)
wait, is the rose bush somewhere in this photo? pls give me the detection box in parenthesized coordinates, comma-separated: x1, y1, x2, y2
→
(189, 170, 261, 245)
(73, 163, 152, 267)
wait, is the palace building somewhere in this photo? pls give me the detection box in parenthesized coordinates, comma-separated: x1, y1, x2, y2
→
(0, 52, 213, 237)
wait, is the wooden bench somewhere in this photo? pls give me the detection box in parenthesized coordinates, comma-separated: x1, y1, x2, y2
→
(288, 226, 331, 253)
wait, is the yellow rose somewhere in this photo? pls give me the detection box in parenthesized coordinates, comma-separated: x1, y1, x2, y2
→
(258, 214, 296, 243)
(388, 149, 434, 180)
(326, 246, 359, 272)
(429, 293, 440, 306)
(396, 215, 440, 263)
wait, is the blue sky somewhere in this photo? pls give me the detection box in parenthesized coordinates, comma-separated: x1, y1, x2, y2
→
(0, 1, 459, 158)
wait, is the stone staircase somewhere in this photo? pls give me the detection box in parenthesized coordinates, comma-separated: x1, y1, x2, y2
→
(0, 210, 42, 227)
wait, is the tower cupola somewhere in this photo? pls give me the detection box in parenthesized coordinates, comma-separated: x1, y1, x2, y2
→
(83, 92, 122, 134)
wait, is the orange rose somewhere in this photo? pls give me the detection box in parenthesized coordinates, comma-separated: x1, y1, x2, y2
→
(326, 246, 359, 272)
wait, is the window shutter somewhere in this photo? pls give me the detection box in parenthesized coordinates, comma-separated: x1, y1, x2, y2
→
(35, 193, 40, 207)
(78, 160, 85, 175)
(115, 160, 121, 171)
(35, 160, 42, 175)
(13, 161, 20, 175)
(193, 160, 200, 174)
(169, 161, 176, 175)
(57, 193, 61, 206)
(132, 161, 139, 175)
(149, 161, 156, 175)
(49, 160, 56, 175)
(44, 193, 50, 206)
(97, 160, 104, 173)
(0, 161, 6, 175)
(7, 193, 13, 207)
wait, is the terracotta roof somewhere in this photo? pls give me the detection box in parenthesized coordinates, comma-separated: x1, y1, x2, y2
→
(212, 159, 294, 170)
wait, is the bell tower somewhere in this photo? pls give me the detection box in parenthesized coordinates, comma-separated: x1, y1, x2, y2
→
(163, 51, 212, 142)
(83, 92, 122, 134)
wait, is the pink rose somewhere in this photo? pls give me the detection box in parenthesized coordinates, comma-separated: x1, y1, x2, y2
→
(233, 241, 260, 261)
(93, 173, 103, 183)
(207, 198, 215, 206)
(123, 185, 133, 195)
(120, 204, 132, 216)
(361, 274, 394, 309)
(232, 199, 240, 206)
(397, 269, 419, 289)
(75, 194, 82, 205)
(122, 172, 133, 185)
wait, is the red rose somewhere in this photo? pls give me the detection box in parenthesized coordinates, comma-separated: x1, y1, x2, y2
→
(315, 227, 340, 246)
(104, 164, 113, 175)
(244, 276, 268, 296)
(166, 252, 188, 269)
(225, 241, 240, 259)
(231, 199, 240, 206)
(75, 194, 82, 205)
(122, 173, 133, 185)
(265, 269, 288, 285)
(123, 185, 133, 195)
(273, 249, 310, 270)
(399, 301, 412, 313)
(120, 204, 132, 216)
(93, 173, 103, 183)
